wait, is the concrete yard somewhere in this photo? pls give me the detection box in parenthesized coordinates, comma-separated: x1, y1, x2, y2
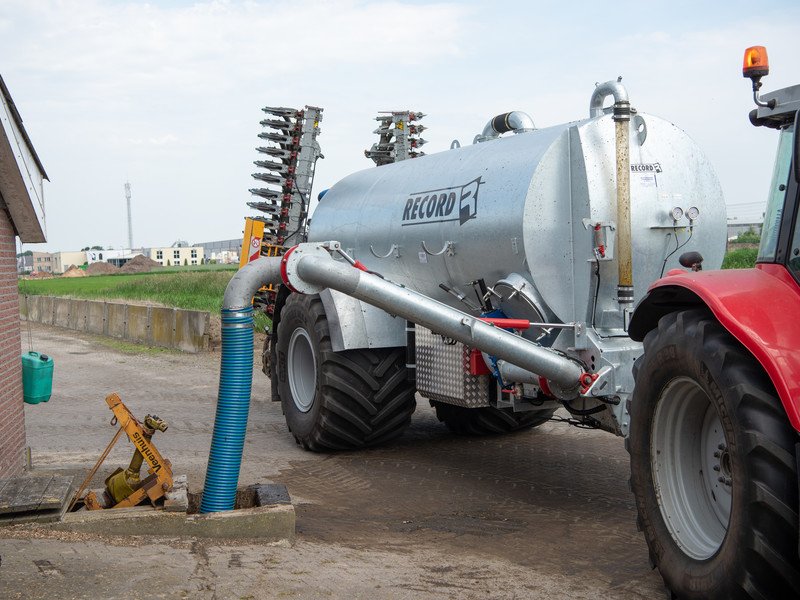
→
(0, 323, 666, 599)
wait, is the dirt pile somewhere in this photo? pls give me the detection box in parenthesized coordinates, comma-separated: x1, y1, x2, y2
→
(85, 262, 119, 275)
(119, 254, 162, 274)
(61, 266, 86, 278)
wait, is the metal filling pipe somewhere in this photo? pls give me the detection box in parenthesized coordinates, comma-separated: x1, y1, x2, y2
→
(589, 80, 629, 118)
(200, 257, 282, 513)
(589, 80, 633, 307)
(294, 253, 584, 387)
(475, 111, 535, 143)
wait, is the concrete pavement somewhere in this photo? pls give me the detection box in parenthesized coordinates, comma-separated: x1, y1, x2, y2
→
(0, 323, 665, 599)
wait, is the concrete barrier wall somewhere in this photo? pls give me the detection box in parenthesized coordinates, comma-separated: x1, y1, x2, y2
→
(20, 295, 210, 353)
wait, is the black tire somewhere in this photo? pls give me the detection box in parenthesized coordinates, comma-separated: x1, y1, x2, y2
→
(630, 308, 800, 599)
(273, 293, 416, 451)
(431, 400, 555, 436)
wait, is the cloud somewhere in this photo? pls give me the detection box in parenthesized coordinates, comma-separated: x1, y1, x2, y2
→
(4, 1, 466, 87)
(2, 0, 798, 250)
(1, 0, 471, 250)
(126, 134, 180, 146)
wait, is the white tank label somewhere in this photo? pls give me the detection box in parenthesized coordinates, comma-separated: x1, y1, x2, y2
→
(631, 162, 662, 173)
(632, 163, 661, 187)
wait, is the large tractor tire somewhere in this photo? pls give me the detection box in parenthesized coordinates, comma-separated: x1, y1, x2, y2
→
(432, 400, 555, 436)
(629, 308, 800, 599)
(273, 293, 416, 451)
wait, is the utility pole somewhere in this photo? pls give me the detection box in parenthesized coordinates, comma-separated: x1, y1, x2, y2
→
(124, 182, 133, 250)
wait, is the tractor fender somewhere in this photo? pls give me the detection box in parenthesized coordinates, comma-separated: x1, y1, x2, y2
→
(629, 263, 800, 432)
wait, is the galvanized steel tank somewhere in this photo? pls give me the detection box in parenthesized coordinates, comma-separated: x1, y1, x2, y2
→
(309, 112, 726, 326)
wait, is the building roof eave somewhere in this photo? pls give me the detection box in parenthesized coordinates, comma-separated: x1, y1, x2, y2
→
(0, 75, 48, 180)
(0, 74, 46, 243)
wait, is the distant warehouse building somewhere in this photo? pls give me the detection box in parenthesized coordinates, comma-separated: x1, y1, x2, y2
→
(727, 221, 763, 240)
(149, 241, 204, 266)
(58, 250, 88, 270)
(86, 248, 140, 265)
(85, 248, 143, 268)
(0, 74, 48, 478)
(195, 238, 240, 264)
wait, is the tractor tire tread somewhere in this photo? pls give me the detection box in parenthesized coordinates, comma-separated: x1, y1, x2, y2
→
(274, 293, 416, 452)
(432, 400, 555, 436)
(630, 308, 800, 600)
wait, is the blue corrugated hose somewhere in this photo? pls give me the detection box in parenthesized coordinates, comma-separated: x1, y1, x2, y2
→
(199, 306, 254, 513)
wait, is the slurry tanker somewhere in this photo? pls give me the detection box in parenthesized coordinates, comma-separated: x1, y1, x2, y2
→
(203, 47, 800, 599)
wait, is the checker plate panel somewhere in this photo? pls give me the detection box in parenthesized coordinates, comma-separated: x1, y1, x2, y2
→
(415, 326, 491, 407)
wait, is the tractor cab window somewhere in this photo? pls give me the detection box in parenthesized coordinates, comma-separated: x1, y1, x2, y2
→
(758, 127, 794, 262)
(789, 176, 800, 279)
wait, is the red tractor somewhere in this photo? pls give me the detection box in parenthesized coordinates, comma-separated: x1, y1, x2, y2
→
(628, 46, 800, 598)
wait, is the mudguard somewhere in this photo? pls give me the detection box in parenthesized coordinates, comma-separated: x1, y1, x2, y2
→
(318, 288, 406, 351)
(629, 263, 800, 432)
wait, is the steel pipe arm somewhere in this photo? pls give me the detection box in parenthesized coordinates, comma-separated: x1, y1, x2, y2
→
(293, 252, 584, 388)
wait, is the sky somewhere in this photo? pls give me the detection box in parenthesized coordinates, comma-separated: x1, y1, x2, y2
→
(2, 0, 798, 252)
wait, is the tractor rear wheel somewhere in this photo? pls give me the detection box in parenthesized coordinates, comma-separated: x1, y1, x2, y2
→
(629, 309, 800, 599)
(431, 400, 555, 436)
(273, 293, 416, 451)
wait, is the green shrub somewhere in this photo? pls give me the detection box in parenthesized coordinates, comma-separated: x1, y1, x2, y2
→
(731, 230, 761, 244)
(722, 248, 758, 269)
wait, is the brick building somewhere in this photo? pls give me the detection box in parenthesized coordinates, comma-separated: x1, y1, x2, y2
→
(0, 75, 47, 478)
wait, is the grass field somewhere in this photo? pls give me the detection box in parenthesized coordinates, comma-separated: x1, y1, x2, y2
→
(148, 263, 239, 273)
(19, 269, 238, 312)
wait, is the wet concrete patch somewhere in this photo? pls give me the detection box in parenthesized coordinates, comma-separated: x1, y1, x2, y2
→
(15, 323, 667, 598)
(392, 511, 522, 536)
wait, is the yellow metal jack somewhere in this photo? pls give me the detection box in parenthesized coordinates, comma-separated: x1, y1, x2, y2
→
(71, 394, 173, 511)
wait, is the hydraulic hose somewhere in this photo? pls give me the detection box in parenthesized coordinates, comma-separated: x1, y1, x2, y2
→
(200, 257, 282, 513)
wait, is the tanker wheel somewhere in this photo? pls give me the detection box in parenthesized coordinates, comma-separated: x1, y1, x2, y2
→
(273, 293, 416, 452)
(629, 309, 800, 599)
(431, 401, 555, 436)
